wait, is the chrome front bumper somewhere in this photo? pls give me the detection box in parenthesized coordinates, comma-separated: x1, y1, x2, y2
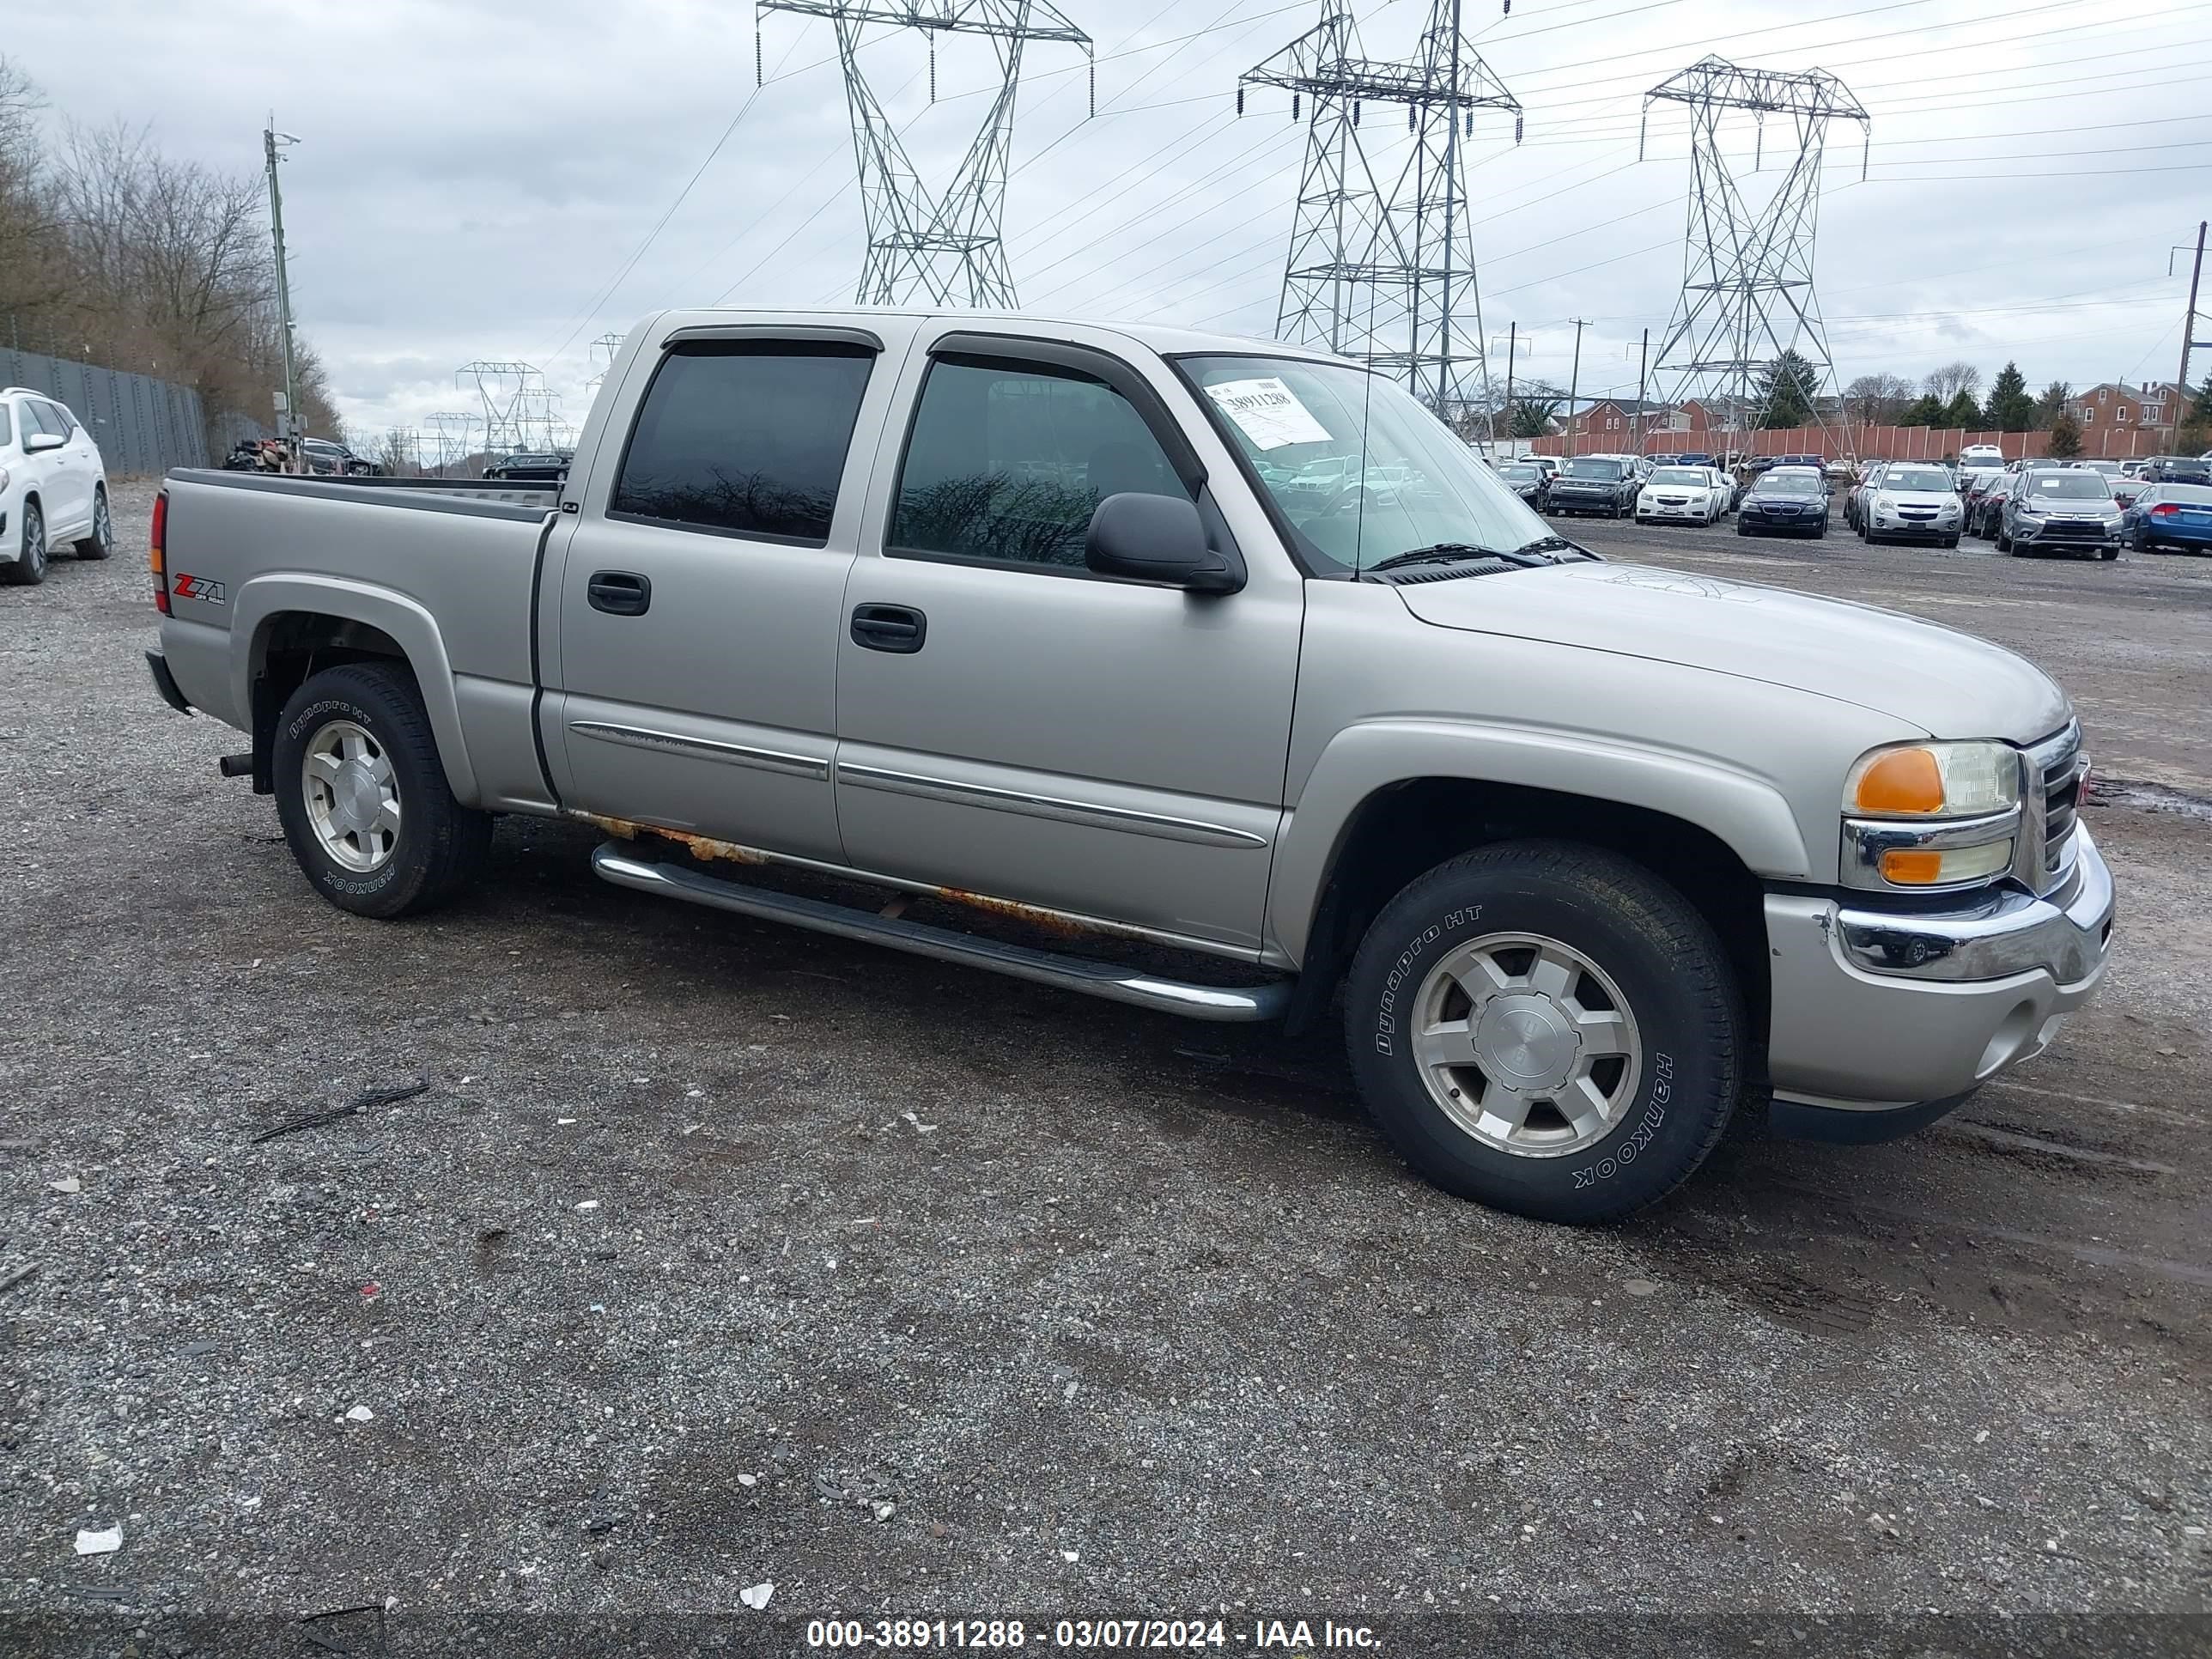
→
(1762, 825, 2115, 1134)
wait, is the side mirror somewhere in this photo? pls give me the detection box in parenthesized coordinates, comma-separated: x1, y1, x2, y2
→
(23, 431, 65, 453)
(1084, 493, 1243, 594)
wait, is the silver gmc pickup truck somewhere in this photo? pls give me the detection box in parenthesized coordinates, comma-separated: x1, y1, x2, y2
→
(146, 309, 2114, 1224)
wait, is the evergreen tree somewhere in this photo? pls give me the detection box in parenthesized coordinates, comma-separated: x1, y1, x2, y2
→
(1985, 362, 2035, 432)
(1755, 349, 1820, 428)
(2048, 411, 2084, 459)
(1941, 389, 1983, 429)
(2035, 380, 2072, 424)
(1899, 394, 1944, 428)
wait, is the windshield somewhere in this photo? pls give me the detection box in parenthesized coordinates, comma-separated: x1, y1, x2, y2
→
(1884, 467, 1953, 493)
(1563, 459, 1623, 480)
(2024, 472, 2111, 500)
(1501, 465, 1543, 481)
(1754, 472, 1823, 496)
(1179, 355, 1551, 574)
(1648, 467, 1709, 486)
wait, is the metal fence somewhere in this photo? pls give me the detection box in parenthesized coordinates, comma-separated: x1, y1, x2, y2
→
(0, 346, 213, 476)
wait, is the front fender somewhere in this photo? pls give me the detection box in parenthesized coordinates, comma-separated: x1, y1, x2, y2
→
(1267, 719, 1812, 963)
(234, 573, 479, 805)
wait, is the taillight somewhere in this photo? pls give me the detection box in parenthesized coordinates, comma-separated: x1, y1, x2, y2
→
(2151, 503, 2179, 518)
(150, 488, 170, 615)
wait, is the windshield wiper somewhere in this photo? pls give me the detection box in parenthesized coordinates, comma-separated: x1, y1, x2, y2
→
(1364, 542, 1507, 574)
(1508, 534, 1596, 564)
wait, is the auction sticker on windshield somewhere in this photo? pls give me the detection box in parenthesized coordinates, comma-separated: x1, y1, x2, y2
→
(1204, 377, 1333, 451)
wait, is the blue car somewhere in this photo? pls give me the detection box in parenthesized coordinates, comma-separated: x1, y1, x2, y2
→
(2122, 483, 2212, 554)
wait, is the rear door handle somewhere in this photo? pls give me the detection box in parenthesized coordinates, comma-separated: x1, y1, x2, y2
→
(850, 603, 927, 653)
(587, 570, 652, 616)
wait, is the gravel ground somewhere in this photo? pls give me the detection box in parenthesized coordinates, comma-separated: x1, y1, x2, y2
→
(1, 483, 2208, 1656)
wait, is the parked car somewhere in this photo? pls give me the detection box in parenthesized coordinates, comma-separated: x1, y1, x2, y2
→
(2120, 483, 2212, 555)
(1735, 466, 1830, 538)
(1633, 465, 1729, 526)
(1546, 454, 1640, 518)
(144, 306, 2115, 1226)
(1958, 443, 2005, 469)
(1516, 454, 1560, 484)
(1954, 465, 2004, 508)
(0, 386, 113, 585)
(301, 437, 380, 477)
(1966, 472, 2020, 539)
(1859, 462, 1964, 548)
(1496, 460, 1551, 509)
(485, 448, 575, 483)
(1997, 467, 2122, 559)
(2136, 454, 2212, 487)
(1843, 461, 1885, 532)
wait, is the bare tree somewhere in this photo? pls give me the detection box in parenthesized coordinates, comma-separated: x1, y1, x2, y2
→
(0, 58, 339, 441)
(1923, 361, 1983, 403)
(1843, 373, 1914, 424)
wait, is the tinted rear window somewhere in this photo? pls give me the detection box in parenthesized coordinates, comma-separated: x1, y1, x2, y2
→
(612, 342, 875, 544)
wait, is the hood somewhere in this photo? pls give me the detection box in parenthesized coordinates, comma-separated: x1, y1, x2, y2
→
(1395, 561, 2070, 743)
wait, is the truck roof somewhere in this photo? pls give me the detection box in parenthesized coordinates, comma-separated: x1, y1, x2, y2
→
(642, 306, 1351, 366)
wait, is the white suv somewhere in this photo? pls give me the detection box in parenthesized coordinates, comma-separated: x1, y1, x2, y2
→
(1, 387, 113, 586)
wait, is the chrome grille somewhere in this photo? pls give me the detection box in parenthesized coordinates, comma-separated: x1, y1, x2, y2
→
(2025, 724, 2085, 890)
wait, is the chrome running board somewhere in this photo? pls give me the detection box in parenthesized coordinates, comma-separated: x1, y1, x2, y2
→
(590, 844, 1292, 1024)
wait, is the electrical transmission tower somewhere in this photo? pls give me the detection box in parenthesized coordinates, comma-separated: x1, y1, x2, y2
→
(425, 411, 478, 477)
(1240, 1, 1522, 428)
(1642, 56, 1869, 440)
(457, 361, 543, 459)
(584, 331, 624, 401)
(756, 1, 1091, 307)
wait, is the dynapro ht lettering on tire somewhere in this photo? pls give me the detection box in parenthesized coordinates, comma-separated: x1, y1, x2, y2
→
(273, 662, 492, 920)
(1346, 840, 1741, 1224)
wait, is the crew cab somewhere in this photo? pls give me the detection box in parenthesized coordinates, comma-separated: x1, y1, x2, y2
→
(145, 308, 2116, 1224)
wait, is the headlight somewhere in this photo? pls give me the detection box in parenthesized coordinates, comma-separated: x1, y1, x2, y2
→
(1842, 740, 2022, 890)
(1875, 494, 1896, 511)
(2014, 509, 2045, 526)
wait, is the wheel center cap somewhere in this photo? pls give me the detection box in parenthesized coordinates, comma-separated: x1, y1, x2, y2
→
(1474, 995, 1577, 1091)
(332, 761, 380, 831)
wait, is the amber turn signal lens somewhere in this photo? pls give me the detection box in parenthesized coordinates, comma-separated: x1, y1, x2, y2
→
(1854, 747, 1945, 815)
(1879, 849, 1946, 884)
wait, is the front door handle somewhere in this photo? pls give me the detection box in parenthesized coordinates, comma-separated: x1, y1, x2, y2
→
(587, 570, 652, 616)
(850, 603, 927, 653)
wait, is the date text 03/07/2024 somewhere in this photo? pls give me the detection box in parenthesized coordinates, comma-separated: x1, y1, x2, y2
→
(803, 1617, 1382, 1649)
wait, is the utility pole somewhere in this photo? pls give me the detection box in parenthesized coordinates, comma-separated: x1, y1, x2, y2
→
(2174, 220, 2208, 435)
(263, 118, 301, 465)
(1633, 325, 1650, 456)
(1565, 318, 1589, 460)
(1502, 322, 1517, 449)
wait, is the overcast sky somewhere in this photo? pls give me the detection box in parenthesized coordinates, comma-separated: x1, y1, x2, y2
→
(10, 0, 2209, 441)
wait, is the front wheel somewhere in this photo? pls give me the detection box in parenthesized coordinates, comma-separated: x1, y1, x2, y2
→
(74, 486, 112, 559)
(1344, 841, 1743, 1224)
(4, 501, 46, 586)
(273, 662, 493, 919)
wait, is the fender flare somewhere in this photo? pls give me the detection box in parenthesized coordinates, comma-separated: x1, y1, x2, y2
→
(1268, 719, 1811, 963)
(233, 573, 480, 804)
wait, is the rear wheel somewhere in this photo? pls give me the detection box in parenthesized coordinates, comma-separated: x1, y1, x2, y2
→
(73, 486, 112, 559)
(1344, 842, 1742, 1224)
(273, 662, 493, 919)
(4, 501, 46, 586)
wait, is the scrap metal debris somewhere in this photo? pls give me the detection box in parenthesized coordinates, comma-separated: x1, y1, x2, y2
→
(251, 1078, 428, 1145)
(74, 1527, 122, 1555)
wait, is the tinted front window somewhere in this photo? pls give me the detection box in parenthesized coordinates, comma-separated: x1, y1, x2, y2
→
(612, 343, 874, 544)
(1564, 459, 1623, 480)
(890, 356, 1189, 569)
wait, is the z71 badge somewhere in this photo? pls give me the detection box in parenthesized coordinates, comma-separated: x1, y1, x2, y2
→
(171, 574, 226, 605)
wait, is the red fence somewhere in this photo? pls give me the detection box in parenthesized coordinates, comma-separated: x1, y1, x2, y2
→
(1527, 424, 2182, 462)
